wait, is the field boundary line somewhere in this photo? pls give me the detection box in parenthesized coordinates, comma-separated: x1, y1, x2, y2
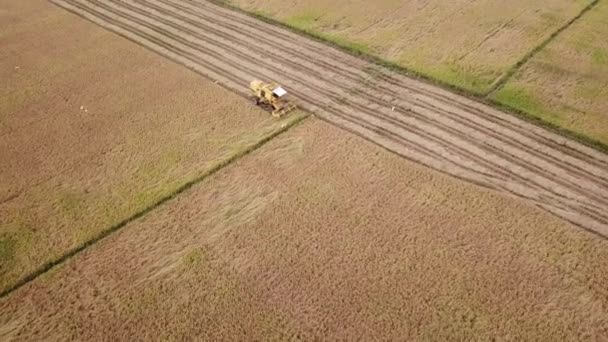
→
(485, 0, 601, 96)
(0, 110, 310, 299)
(206, 0, 608, 154)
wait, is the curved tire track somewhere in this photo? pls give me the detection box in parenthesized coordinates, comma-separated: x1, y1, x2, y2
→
(126, 0, 608, 194)
(51, 0, 608, 237)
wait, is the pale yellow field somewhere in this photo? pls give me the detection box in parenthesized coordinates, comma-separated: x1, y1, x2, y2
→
(493, 0, 608, 145)
(228, 0, 591, 93)
(2, 119, 607, 340)
(0, 0, 305, 293)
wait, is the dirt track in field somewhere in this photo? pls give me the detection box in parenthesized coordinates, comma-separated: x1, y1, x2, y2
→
(51, 0, 608, 237)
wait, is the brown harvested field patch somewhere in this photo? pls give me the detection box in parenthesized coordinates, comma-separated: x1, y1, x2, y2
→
(227, 0, 592, 93)
(493, 0, 608, 145)
(2, 119, 607, 340)
(0, 0, 305, 293)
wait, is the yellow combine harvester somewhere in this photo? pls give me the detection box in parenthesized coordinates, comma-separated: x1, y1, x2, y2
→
(250, 80, 296, 117)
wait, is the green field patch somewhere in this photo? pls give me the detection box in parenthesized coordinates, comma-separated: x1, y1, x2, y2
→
(0, 225, 33, 278)
(420, 63, 496, 94)
(320, 32, 372, 55)
(0, 235, 17, 272)
(592, 48, 608, 65)
(491, 83, 608, 144)
(283, 11, 372, 55)
(494, 84, 555, 120)
(285, 10, 325, 31)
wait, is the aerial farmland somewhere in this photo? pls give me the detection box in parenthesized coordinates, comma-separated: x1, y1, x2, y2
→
(230, 0, 589, 91)
(1, 0, 607, 340)
(493, 0, 608, 144)
(229, 0, 608, 145)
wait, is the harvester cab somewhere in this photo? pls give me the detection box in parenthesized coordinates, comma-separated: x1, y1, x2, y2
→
(250, 80, 296, 117)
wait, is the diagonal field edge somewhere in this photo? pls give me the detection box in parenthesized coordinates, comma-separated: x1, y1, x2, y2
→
(0, 110, 310, 299)
(4, 0, 607, 300)
(207, 0, 608, 154)
(486, 0, 601, 96)
(42, 0, 608, 236)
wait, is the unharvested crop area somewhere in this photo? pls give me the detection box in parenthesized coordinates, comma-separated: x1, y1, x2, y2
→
(0, 0, 305, 293)
(2, 120, 607, 340)
(227, 0, 591, 93)
(494, 0, 608, 145)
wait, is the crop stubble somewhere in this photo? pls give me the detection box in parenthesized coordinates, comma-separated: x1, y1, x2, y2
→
(50, 0, 608, 238)
(1, 119, 607, 340)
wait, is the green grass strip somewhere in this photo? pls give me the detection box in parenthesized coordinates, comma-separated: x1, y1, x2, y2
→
(210, 0, 608, 154)
(0, 112, 310, 299)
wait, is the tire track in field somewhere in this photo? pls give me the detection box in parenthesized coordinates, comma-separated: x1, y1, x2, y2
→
(57, 0, 509, 188)
(136, 0, 607, 187)
(177, 0, 608, 183)
(60, 0, 591, 222)
(51, 0, 608, 237)
(58, 0, 608, 230)
(117, 0, 608, 187)
(103, 0, 523, 181)
(83, 0, 608, 191)
(121, 0, 608, 214)
(102, 0, 608, 223)
(184, 0, 608, 171)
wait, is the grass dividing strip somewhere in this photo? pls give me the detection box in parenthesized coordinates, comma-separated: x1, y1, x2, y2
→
(486, 98, 608, 153)
(486, 0, 600, 96)
(0, 112, 310, 299)
(209, 0, 608, 154)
